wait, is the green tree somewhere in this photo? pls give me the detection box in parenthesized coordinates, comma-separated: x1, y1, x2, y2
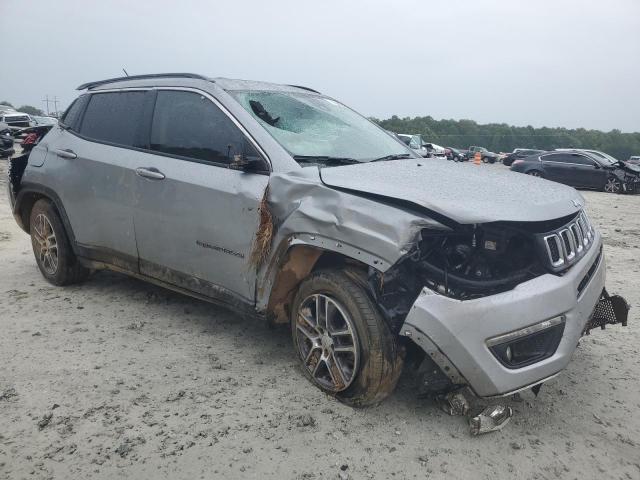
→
(376, 116, 640, 160)
(17, 105, 44, 116)
(0, 100, 14, 108)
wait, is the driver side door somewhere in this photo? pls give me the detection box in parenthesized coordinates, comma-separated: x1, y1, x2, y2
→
(570, 154, 607, 189)
(133, 89, 270, 305)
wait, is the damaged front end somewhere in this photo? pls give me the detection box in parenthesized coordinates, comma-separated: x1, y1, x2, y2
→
(614, 162, 640, 194)
(368, 218, 557, 333)
(367, 211, 629, 398)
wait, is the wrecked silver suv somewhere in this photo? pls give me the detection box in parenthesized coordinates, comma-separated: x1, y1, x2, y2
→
(7, 73, 628, 406)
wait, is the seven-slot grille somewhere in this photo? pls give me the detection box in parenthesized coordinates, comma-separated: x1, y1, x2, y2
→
(543, 211, 594, 269)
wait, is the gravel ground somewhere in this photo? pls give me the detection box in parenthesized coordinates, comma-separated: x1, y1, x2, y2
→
(0, 158, 639, 480)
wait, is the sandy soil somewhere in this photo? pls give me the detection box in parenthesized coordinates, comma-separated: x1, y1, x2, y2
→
(1, 158, 639, 480)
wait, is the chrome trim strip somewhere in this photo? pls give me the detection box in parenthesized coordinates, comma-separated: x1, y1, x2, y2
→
(486, 315, 566, 347)
(544, 234, 564, 267)
(560, 229, 576, 261)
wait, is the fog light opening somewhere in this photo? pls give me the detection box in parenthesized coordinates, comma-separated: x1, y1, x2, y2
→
(487, 316, 565, 369)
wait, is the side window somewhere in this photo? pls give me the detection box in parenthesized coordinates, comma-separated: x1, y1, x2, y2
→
(149, 90, 257, 165)
(571, 154, 595, 166)
(79, 91, 147, 147)
(60, 95, 89, 131)
(543, 153, 569, 163)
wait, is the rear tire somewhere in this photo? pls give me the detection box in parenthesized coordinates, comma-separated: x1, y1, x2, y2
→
(291, 269, 404, 407)
(29, 199, 90, 286)
(527, 170, 544, 178)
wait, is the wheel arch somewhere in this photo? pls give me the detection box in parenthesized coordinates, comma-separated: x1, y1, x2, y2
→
(262, 241, 375, 325)
(14, 183, 78, 251)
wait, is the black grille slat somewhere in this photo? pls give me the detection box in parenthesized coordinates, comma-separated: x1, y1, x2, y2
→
(577, 247, 602, 297)
(547, 237, 560, 262)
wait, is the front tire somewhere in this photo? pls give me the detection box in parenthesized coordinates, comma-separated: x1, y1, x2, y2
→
(604, 176, 622, 194)
(291, 269, 403, 407)
(29, 199, 89, 286)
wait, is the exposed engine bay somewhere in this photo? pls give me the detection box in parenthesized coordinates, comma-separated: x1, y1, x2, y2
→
(369, 214, 586, 333)
(613, 161, 640, 194)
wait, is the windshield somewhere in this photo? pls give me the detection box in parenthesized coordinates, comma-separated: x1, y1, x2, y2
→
(583, 150, 616, 165)
(231, 91, 414, 163)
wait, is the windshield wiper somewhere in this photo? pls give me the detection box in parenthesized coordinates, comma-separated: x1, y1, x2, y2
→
(293, 155, 360, 165)
(370, 153, 413, 162)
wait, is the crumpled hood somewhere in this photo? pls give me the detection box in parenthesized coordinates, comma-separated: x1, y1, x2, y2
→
(319, 160, 584, 224)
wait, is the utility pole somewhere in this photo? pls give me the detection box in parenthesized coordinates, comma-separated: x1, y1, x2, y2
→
(42, 95, 51, 115)
(52, 97, 59, 117)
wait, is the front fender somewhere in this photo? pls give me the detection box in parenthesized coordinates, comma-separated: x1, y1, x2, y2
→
(255, 168, 448, 311)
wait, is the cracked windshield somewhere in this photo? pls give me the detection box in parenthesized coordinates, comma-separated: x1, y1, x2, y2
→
(232, 91, 413, 164)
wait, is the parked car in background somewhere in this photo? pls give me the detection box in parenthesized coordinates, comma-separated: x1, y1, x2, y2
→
(32, 116, 59, 126)
(628, 156, 640, 166)
(0, 122, 15, 158)
(445, 147, 467, 161)
(511, 149, 640, 193)
(502, 148, 545, 166)
(8, 73, 627, 406)
(425, 142, 446, 158)
(467, 146, 498, 163)
(397, 133, 429, 157)
(0, 112, 34, 131)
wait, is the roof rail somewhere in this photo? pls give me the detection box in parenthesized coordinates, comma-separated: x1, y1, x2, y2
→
(287, 84, 321, 94)
(77, 73, 211, 91)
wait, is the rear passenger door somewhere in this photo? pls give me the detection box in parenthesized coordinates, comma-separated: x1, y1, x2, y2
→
(46, 90, 150, 269)
(133, 89, 269, 305)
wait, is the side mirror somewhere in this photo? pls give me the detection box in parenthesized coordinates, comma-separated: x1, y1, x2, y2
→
(229, 153, 265, 172)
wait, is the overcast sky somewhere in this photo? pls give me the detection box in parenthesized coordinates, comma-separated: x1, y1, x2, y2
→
(1, 0, 638, 132)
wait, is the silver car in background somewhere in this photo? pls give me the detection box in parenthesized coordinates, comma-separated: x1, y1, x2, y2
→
(7, 73, 627, 406)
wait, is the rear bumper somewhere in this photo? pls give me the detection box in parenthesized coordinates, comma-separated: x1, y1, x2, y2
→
(401, 233, 606, 397)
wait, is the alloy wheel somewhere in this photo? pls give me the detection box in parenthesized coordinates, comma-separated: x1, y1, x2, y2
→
(33, 213, 58, 275)
(295, 294, 360, 392)
(604, 178, 621, 193)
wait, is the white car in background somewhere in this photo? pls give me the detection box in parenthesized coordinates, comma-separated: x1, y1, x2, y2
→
(0, 112, 35, 131)
(397, 133, 429, 157)
(425, 142, 447, 158)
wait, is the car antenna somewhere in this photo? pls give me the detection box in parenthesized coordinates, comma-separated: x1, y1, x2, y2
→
(122, 68, 129, 77)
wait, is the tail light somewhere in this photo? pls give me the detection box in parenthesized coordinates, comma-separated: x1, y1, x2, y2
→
(512, 159, 524, 166)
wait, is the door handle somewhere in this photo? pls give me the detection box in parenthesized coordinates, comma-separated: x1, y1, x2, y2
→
(136, 167, 166, 180)
(54, 148, 77, 159)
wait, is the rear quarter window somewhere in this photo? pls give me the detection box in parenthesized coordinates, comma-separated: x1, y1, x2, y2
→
(79, 91, 147, 147)
(60, 95, 88, 131)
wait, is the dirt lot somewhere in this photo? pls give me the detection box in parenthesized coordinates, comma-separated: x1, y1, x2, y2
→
(0, 158, 639, 480)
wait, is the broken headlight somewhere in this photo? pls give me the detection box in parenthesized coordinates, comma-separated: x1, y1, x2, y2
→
(414, 224, 544, 300)
(369, 223, 547, 333)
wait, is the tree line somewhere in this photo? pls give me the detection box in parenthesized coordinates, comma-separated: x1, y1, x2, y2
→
(374, 115, 640, 160)
(0, 101, 45, 117)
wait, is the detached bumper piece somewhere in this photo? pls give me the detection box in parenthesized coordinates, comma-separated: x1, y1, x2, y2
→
(583, 289, 629, 335)
(8, 154, 28, 207)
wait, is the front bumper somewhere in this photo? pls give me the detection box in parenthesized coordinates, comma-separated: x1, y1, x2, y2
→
(401, 232, 608, 397)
